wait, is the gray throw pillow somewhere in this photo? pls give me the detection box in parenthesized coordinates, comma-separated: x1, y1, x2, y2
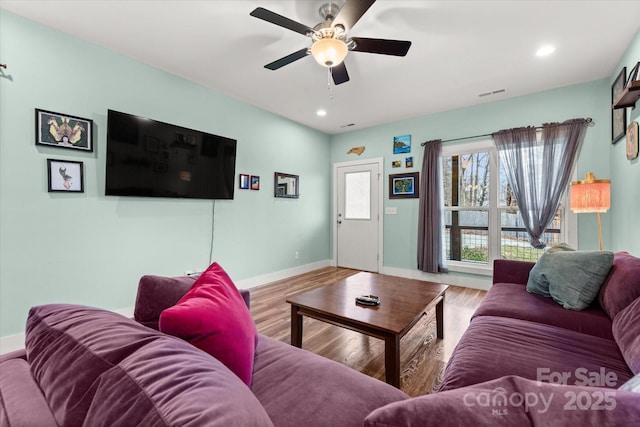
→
(619, 374, 640, 393)
(526, 243, 575, 297)
(527, 250, 613, 310)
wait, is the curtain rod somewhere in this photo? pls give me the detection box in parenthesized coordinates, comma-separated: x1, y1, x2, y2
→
(420, 117, 593, 146)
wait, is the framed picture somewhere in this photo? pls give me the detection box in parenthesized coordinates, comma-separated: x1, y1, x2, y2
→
(389, 172, 419, 199)
(611, 67, 627, 144)
(392, 160, 401, 168)
(47, 159, 84, 192)
(393, 134, 411, 154)
(250, 175, 260, 190)
(627, 121, 639, 160)
(36, 109, 93, 152)
(405, 156, 413, 168)
(239, 174, 250, 189)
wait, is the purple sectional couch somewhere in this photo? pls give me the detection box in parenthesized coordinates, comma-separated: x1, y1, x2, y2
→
(0, 274, 408, 427)
(2, 254, 639, 426)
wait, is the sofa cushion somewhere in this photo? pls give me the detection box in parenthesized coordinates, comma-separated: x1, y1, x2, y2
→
(134, 274, 197, 329)
(26, 304, 273, 427)
(599, 251, 640, 319)
(0, 358, 57, 426)
(473, 282, 614, 339)
(365, 375, 640, 427)
(160, 262, 257, 386)
(440, 316, 632, 392)
(612, 296, 640, 375)
(251, 335, 408, 427)
(525, 243, 575, 297)
(527, 250, 613, 310)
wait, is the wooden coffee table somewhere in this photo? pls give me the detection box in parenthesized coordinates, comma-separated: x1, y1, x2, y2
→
(286, 272, 448, 388)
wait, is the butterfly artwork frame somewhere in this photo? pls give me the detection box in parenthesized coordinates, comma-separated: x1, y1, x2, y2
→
(36, 109, 94, 152)
(47, 159, 84, 193)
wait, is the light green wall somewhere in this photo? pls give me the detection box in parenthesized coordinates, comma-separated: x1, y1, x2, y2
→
(609, 29, 640, 254)
(2, 10, 638, 338)
(0, 11, 331, 336)
(330, 76, 635, 271)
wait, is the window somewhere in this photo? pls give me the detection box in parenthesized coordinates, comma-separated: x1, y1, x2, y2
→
(442, 140, 574, 274)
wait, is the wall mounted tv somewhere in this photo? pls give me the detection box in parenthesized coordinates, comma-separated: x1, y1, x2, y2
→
(105, 110, 236, 200)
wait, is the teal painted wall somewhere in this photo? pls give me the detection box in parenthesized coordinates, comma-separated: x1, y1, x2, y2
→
(330, 78, 623, 271)
(0, 11, 331, 336)
(609, 28, 640, 254)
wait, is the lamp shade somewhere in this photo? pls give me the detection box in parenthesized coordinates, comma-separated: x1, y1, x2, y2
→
(570, 172, 611, 213)
(311, 38, 348, 67)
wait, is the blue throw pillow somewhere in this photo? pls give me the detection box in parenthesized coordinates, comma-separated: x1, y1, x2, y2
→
(527, 249, 613, 310)
(526, 243, 575, 298)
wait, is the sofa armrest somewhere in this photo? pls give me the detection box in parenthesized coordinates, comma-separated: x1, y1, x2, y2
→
(492, 259, 535, 285)
(239, 289, 250, 309)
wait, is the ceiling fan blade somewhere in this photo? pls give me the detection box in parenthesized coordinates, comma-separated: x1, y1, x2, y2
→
(350, 37, 411, 56)
(250, 7, 315, 37)
(332, 0, 376, 33)
(264, 48, 310, 70)
(331, 62, 350, 85)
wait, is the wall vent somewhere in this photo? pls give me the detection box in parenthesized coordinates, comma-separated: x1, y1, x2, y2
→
(479, 88, 506, 97)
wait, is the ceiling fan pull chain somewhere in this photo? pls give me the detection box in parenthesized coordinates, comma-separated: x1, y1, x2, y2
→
(328, 67, 334, 100)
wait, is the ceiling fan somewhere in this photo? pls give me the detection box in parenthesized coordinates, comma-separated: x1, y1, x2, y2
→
(250, 0, 411, 85)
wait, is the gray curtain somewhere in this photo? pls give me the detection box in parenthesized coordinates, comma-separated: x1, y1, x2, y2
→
(493, 119, 588, 249)
(418, 139, 447, 273)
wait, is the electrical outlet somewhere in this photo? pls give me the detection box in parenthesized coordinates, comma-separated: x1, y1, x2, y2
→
(295, 251, 300, 260)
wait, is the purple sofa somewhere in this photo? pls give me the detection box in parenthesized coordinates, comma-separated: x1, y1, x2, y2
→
(0, 274, 408, 427)
(364, 252, 640, 426)
(2, 256, 639, 426)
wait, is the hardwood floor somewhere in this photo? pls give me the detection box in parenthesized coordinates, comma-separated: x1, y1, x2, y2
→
(249, 267, 486, 397)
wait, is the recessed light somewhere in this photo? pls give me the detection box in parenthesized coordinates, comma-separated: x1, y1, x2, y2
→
(316, 109, 327, 117)
(536, 45, 555, 57)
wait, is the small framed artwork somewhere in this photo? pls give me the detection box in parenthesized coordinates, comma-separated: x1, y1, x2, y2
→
(405, 156, 413, 168)
(47, 159, 84, 192)
(611, 67, 627, 144)
(36, 109, 93, 152)
(392, 160, 402, 168)
(627, 121, 639, 160)
(239, 174, 250, 189)
(250, 175, 260, 190)
(393, 134, 411, 154)
(389, 172, 419, 199)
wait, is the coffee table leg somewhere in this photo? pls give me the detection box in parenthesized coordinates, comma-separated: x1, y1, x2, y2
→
(436, 295, 444, 339)
(290, 305, 303, 347)
(384, 334, 401, 388)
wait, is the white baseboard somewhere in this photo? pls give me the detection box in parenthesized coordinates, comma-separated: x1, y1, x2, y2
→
(380, 266, 492, 291)
(234, 260, 332, 289)
(0, 260, 332, 355)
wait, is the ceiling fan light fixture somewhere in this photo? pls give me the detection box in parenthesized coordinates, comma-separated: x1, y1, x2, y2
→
(311, 38, 348, 67)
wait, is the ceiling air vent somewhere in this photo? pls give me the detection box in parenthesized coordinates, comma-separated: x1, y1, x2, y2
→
(479, 89, 506, 98)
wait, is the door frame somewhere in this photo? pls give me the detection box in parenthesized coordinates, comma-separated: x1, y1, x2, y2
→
(332, 157, 384, 272)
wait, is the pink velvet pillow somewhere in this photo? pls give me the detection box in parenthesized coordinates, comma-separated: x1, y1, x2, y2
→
(159, 262, 257, 386)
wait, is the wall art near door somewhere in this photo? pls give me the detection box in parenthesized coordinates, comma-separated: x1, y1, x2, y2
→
(36, 109, 93, 152)
(47, 159, 84, 192)
(405, 156, 413, 168)
(389, 172, 419, 199)
(239, 174, 250, 189)
(393, 134, 411, 154)
(611, 67, 627, 144)
(251, 175, 260, 190)
(627, 121, 639, 160)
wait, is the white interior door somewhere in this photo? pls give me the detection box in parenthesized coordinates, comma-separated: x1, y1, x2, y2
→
(334, 159, 382, 272)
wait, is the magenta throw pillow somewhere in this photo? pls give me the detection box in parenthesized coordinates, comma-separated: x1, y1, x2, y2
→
(159, 262, 257, 386)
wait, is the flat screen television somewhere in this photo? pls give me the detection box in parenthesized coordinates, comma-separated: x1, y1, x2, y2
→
(105, 110, 236, 200)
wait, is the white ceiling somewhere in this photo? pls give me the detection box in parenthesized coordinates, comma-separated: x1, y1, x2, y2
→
(2, 0, 639, 134)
